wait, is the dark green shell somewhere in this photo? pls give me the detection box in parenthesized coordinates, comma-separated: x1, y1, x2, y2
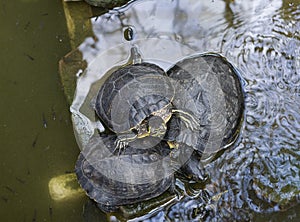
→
(84, 0, 129, 8)
(165, 53, 244, 153)
(75, 133, 173, 211)
(95, 63, 174, 133)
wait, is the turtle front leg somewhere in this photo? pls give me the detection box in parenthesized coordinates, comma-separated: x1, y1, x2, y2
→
(171, 109, 200, 131)
(114, 139, 128, 155)
(113, 131, 138, 155)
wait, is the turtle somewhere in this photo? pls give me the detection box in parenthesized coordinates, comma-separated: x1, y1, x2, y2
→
(164, 53, 244, 156)
(83, 0, 130, 8)
(94, 62, 200, 151)
(75, 133, 175, 212)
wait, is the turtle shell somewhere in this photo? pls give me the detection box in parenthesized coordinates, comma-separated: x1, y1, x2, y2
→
(84, 0, 129, 8)
(165, 53, 244, 154)
(75, 133, 174, 212)
(95, 63, 175, 134)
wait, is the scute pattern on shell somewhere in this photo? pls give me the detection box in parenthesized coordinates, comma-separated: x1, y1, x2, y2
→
(84, 0, 130, 8)
(166, 53, 244, 153)
(95, 63, 173, 133)
(75, 133, 173, 211)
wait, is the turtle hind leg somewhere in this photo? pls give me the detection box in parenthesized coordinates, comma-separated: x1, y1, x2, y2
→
(171, 109, 200, 131)
(167, 174, 184, 200)
(177, 151, 208, 183)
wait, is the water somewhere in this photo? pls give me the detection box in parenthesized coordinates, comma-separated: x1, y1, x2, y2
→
(1, 0, 299, 221)
(0, 0, 86, 221)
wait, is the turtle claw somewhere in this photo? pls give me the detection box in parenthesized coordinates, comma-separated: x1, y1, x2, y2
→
(113, 139, 128, 155)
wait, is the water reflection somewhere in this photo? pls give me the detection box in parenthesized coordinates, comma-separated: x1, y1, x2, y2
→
(71, 0, 300, 221)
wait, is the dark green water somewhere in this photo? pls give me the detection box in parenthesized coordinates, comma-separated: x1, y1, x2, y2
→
(0, 0, 87, 221)
(0, 0, 299, 221)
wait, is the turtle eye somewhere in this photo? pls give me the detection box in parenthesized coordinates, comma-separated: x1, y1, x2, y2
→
(147, 125, 151, 133)
(131, 128, 139, 135)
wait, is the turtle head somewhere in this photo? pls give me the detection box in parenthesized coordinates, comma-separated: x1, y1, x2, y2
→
(147, 115, 167, 138)
(133, 115, 167, 140)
